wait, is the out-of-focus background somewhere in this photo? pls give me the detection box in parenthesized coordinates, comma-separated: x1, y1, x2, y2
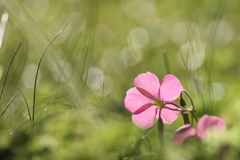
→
(0, 0, 240, 159)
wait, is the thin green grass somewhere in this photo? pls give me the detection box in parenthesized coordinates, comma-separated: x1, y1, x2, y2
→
(16, 88, 31, 125)
(161, 50, 171, 74)
(31, 22, 68, 132)
(0, 93, 19, 117)
(0, 43, 21, 118)
(203, 0, 226, 114)
(0, 43, 21, 100)
(174, 0, 226, 115)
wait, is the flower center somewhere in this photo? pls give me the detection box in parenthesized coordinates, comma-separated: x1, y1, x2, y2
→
(154, 98, 164, 108)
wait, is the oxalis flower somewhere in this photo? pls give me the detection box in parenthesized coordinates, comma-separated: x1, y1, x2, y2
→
(172, 115, 226, 144)
(124, 72, 183, 129)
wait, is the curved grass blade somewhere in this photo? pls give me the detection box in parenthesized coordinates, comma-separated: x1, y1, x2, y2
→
(0, 94, 19, 117)
(0, 43, 21, 100)
(16, 88, 31, 125)
(32, 22, 68, 125)
(34, 102, 53, 125)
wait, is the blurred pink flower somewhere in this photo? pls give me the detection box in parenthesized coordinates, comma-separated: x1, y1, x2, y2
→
(124, 72, 183, 129)
(172, 115, 226, 144)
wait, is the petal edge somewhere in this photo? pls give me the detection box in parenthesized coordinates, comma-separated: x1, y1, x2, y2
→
(160, 74, 183, 101)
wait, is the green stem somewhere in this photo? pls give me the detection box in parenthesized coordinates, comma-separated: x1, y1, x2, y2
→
(191, 112, 198, 123)
(0, 94, 19, 117)
(158, 120, 164, 148)
(17, 88, 31, 125)
(182, 112, 190, 125)
(181, 89, 195, 110)
(161, 50, 171, 74)
(180, 96, 190, 125)
(0, 43, 21, 100)
(157, 108, 164, 148)
(162, 102, 184, 110)
(32, 23, 68, 131)
(161, 106, 181, 111)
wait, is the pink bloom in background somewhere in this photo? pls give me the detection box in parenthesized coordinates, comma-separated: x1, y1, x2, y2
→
(124, 72, 183, 129)
(172, 115, 226, 144)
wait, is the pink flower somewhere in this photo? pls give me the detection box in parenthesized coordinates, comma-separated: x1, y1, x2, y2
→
(124, 72, 183, 129)
(172, 115, 226, 144)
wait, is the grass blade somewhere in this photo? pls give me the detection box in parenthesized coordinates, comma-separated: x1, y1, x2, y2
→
(0, 94, 19, 117)
(161, 50, 171, 74)
(32, 22, 68, 125)
(16, 88, 31, 125)
(0, 43, 21, 100)
(34, 102, 53, 125)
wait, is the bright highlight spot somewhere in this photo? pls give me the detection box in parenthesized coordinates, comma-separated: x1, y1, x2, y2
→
(22, 64, 41, 88)
(94, 76, 113, 97)
(171, 22, 200, 47)
(210, 83, 225, 101)
(0, 65, 3, 80)
(0, 12, 8, 49)
(177, 39, 206, 70)
(85, 67, 113, 96)
(86, 67, 104, 90)
(206, 20, 234, 46)
(120, 45, 142, 66)
(128, 27, 149, 48)
(123, 0, 156, 21)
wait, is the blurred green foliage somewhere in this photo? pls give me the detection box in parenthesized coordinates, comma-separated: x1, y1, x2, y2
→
(0, 0, 239, 159)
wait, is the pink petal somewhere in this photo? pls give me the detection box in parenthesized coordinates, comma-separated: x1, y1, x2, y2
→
(132, 106, 157, 129)
(134, 103, 153, 114)
(172, 124, 197, 144)
(156, 103, 179, 124)
(197, 115, 226, 138)
(136, 87, 155, 100)
(160, 74, 183, 101)
(124, 87, 154, 113)
(134, 72, 160, 99)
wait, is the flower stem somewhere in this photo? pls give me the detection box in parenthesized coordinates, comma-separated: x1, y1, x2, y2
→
(162, 102, 184, 110)
(180, 97, 190, 125)
(181, 89, 195, 110)
(191, 112, 198, 123)
(157, 108, 164, 148)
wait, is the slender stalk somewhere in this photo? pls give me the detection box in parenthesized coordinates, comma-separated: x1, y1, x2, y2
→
(191, 112, 198, 123)
(0, 43, 21, 100)
(157, 108, 164, 148)
(34, 102, 53, 125)
(162, 102, 184, 110)
(180, 96, 190, 125)
(191, 113, 194, 125)
(32, 23, 68, 128)
(161, 50, 171, 74)
(181, 89, 195, 110)
(161, 106, 182, 111)
(9, 102, 12, 134)
(0, 94, 19, 117)
(17, 88, 31, 125)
